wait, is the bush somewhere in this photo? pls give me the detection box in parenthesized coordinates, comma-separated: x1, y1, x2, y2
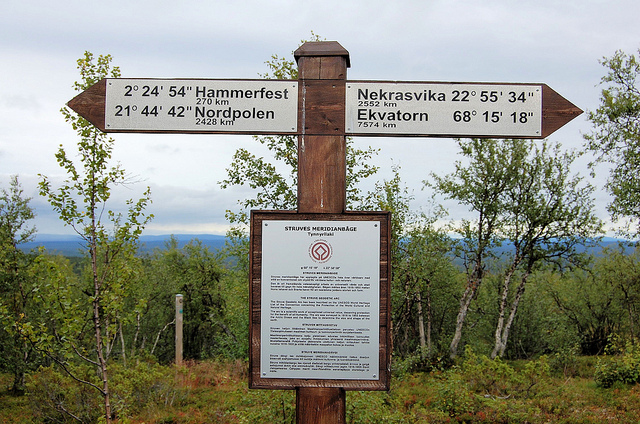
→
(27, 365, 102, 423)
(550, 344, 580, 377)
(462, 347, 518, 397)
(27, 361, 186, 423)
(460, 346, 550, 399)
(391, 349, 450, 379)
(109, 361, 186, 417)
(594, 341, 640, 388)
(518, 355, 550, 398)
(433, 371, 478, 416)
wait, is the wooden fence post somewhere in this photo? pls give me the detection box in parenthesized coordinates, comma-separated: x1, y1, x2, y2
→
(175, 294, 183, 366)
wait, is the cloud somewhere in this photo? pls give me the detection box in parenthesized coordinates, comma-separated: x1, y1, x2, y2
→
(2, 0, 639, 236)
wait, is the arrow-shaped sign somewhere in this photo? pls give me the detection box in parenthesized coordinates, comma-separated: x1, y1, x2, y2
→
(68, 78, 300, 135)
(345, 81, 582, 139)
(68, 78, 581, 139)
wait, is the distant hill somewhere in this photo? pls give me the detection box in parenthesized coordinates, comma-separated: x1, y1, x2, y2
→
(21, 234, 228, 257)
(21, 234, 635, 259)
(580, 237, 636, 255)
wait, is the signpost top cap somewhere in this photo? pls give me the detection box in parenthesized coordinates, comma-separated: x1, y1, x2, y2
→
(294, 41, 350, 68)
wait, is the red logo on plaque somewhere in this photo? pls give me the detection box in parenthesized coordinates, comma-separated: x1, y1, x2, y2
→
(309, 240, 332, 263)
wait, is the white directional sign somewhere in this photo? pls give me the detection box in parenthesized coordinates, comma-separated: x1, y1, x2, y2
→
(70, 78, 578, 139)
(104, 79, 299, 133)
(346, 82, 542, 137)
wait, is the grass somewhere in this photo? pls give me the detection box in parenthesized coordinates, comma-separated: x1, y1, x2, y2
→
(0, 374, 36, 424)
(2, 358, 640, 423)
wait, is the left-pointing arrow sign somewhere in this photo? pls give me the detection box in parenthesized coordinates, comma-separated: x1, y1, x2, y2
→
(67, 78, 299, 135)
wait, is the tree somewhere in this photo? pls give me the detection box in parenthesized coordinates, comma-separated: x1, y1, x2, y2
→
(143, 237, 242, 361)
(542, 247, 638, 355)
(429, 139, 515, 359)
(602, 245, 640, 340)
(397, 216, 459, 361)
(37, 52, 152, 424)
(365, 167, 457, 361)
(489, 140, 601, 358)
(0, 176, 37, 394)
(588, 244, 640, 341)
(584, 48, 640, 237)
(429, 139, 601, 359)
(220, 35, 379, 261)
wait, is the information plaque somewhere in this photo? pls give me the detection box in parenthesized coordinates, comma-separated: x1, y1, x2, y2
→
(249, 211, 391, 391)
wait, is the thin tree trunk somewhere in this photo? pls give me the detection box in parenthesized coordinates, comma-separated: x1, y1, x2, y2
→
(450, 217, 490, 360)
(497, 271, 530, 358)
(11, 350, 26, 395)
(629, 304, 636, 341)
(491, 264, 518, 359)
(403, 278, 412, 354)
(119, 318, 127, 367)
(426, 282, 433, 358)
(620, 285, 637, 342)
(450, 281, 476, 359)
(92, 280, 112, 423)
(151, 319, 176, 356)
(10, 246, 29, 395)
(90, 172, 111, 424)
(416, 288, 426, 358)
(105, 316, 114, 360)
(131, 312, 141, 359)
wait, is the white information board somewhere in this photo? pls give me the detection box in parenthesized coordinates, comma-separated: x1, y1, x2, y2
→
(260, 220, 380, 380)
(346, 82, 542, 137)
(105, 79, 298, 133)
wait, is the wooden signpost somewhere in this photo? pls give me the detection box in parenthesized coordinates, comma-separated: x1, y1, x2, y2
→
(68, 41, 582, 424)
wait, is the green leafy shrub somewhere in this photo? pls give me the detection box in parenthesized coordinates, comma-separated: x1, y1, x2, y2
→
(595, 341, 640, 388)
(109, 361, 187, 417)
(518, 355, 550, 398)
(433, 370, 478, 416)
(550, 344, 580, 377)
(462, 347, 518, 397)
(460, 346, 550, 399)
(27, 365, 102, 423)
(27, 361, 186, 423)
(392, 349, 450, 379)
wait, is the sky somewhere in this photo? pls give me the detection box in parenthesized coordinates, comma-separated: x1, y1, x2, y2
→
(1, 0, 639, 237)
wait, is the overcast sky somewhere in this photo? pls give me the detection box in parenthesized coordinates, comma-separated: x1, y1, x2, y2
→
(1, 0, 639, 236)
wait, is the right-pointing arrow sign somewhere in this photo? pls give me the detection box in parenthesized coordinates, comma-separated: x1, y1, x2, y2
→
(539, 84, 584, 138)
(345, 81, 582, 138)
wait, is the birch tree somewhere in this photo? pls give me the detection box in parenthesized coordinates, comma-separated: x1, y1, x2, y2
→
(489, 140, 601, 358)
(37, 52, 153, 424)
(0, 176, 37, 395)
(429, 139, 514, 359)
(366, 167, 457, 360)
(220, 35, 379, 261)
(430, 139, 600, 359)
(584, 48, 640, 236)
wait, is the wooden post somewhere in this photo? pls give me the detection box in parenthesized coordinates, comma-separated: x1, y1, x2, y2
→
(175, 294, 183, 366)
(294, 41, 350, 424)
